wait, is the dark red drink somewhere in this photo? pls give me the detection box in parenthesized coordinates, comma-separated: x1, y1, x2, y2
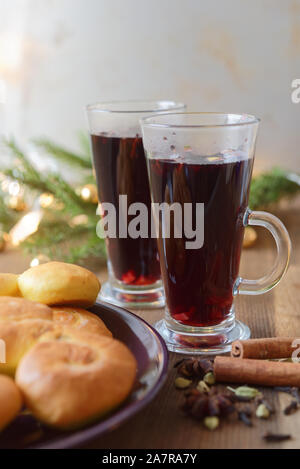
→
(91, 134, 161, 285)
(148, 155, 253, 327)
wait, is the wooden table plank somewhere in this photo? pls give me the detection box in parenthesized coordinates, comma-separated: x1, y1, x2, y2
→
(0, 196, 299, 448)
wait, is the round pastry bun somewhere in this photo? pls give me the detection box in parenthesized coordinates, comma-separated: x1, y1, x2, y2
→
(0, 375, 23, 431)
(16, 328, 137, 429)
(0, 297, 54, 376)
(18, 262, 101, 307)
(51, 306, 112, 337)
(0, 273, 21, 297)
(0, 296, 52, 322)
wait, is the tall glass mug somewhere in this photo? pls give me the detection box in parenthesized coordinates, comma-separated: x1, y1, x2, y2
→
(141, 113, 291, 354)
(86, 101, 185, 308)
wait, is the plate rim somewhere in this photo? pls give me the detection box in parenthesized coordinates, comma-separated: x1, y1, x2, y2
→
(28, 300, 169, 449)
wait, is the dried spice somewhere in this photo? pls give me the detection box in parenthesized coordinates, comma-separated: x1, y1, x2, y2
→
(255, 398, 274, 414)
(256, 403, 270, 419)
(175, 358, 213, 379)
(196, 380, 210, 394)
(181, 391, 209, 419)
(203, 372, 216, 385)
(204, 416, 219, 431)
(181, 389, 234, 420)
(175, 356, 298, 436)
(274, 386, 293, 393)
(238, 407, 253, 427)
(274, 386, 300, 415)
(227, 386, 262, 400)
(175, 377, 192, 389)
(291, 388, 300, 403)
(275, 386, 300, 405)
(283, 400, 298, 415)
(263, 432, 291, 442)
(290, 387, 300, 403)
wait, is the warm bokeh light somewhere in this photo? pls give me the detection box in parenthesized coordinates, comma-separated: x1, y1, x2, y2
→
(9, 210, 43, 246)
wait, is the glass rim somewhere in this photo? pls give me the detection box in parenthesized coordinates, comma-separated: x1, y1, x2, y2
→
(140, 112, 260, 129)
(86, 100, 186, 114)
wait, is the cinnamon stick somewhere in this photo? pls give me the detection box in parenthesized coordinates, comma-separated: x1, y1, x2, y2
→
(214, 356, 300, 387)
(231, 337, 297, 359)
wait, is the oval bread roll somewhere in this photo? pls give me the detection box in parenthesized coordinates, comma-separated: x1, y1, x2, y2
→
(0, 297, 54, 376)
(0, 273, 21, 297)
(0, 297, 52, 322)
(0, 375, 23, 431)
(16, 329, 137, 429)
(18, 262, 100, 307)
(51, 306, 112, 337)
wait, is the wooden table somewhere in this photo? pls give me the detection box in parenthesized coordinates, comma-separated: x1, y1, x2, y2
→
(1, 197, 299, 449)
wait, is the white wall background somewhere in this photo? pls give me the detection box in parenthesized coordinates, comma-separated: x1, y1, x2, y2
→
(0, 0, 299, 171)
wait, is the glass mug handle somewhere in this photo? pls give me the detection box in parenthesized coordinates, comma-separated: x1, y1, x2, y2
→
(235, 209, 292, 295)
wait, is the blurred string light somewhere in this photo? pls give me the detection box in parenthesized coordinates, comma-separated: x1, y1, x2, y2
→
(39, 192, 54, 208)
(9, 209, 42, 246)
(7, 188, 57, 246)
(80, 184, 98, 204)
(30, 254, 50, 268)
(7, 180, 22, 196)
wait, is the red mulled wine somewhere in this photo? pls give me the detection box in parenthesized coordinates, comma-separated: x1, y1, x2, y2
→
(148, 155, 254, 327)
(91, 134, 161, 286)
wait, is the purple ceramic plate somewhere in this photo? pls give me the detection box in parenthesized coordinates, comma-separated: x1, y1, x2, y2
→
(0, 301, 168, 449)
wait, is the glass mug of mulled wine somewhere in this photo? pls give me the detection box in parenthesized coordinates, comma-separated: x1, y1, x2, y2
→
(141, 112, 291, 354)
(86, 101, 185, 308)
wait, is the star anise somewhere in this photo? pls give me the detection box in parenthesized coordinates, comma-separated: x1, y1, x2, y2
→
(175, 358, 213, 379)
(181, 389, 234, 420)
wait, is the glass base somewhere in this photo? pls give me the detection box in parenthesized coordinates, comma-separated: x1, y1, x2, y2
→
(154, 317, 250, 355)
(98, 281, 165, 309)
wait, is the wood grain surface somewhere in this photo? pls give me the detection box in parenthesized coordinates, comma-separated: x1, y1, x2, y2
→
(1, 196, 299, 449)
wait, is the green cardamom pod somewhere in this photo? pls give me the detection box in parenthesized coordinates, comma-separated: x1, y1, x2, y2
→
(204, 416, 219, 431)
(196, 380, 210, 393)
(256, 403, 270, 419)
(227, 385, 261, 399)
(203, 372, 216, 385)
(175, 377, 192, 389)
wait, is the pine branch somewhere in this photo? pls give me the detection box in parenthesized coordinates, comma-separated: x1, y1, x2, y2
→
(2, 137, 105, 263)
(21, 218, 105, 264)
(4, 139, 48, 191)
(249, 168, 300, 210)
(43, 173, 96, 216)
(0, 195, 18, 231)
(3, 138, 96, 217)
(65, 231, 106, 264)
(22, 219, 88, 248)
(32, 138, 92, 169)
(83, 173, 97, 185)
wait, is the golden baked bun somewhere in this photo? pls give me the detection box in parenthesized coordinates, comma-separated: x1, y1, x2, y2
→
(0, 297, 54, 376)
(0, 375, 23, 430)
(16, 328, 137, 429)
(0, 273, 21, 297)
(0, 297, 52, 322)
(18, 262, 101, 307)
(52, 306, 112, 337)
